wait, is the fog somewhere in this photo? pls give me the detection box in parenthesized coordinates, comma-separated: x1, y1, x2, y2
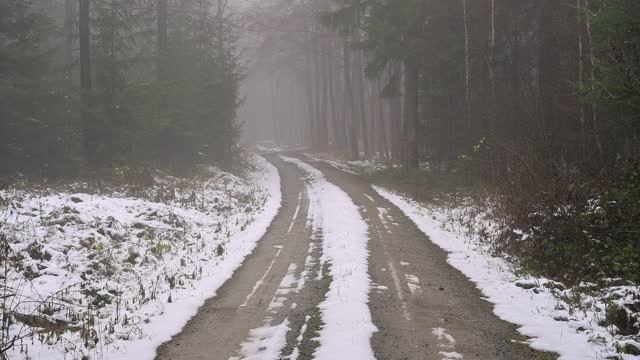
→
(1, 1, 640, 359)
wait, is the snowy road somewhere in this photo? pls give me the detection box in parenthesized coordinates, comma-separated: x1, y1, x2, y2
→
(156, 153, 553, 360)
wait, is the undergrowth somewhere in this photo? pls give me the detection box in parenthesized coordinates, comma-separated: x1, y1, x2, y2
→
(365, 162, 640, 286)
(362, 160, 640, 343)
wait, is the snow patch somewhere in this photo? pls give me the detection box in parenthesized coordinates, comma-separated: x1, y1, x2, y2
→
(1, 155, 282, 360)
(439, 351, 464, 360)
(281, 156, 377, 360)
(405, 274, 421, 294)
(432, 327, 456, 347)
(230, 319, 291, 360)
(375, 186, 635, 360)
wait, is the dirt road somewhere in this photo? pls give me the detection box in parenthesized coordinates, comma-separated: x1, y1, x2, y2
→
(156, 153, 554, 360)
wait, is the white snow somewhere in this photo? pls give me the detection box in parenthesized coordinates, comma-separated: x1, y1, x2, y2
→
(280, 156, 377, 360)
(432, 327, 462, 359)
(231, 319, 291, 360)
(305, 154, 389, 176)
(432, 327, 457, 347)
(1, 155, 282, 360)
(405, 274, 421, 294)
(234, 261, 300, 360)
(267, 263, 298, 313)
(374, 186, 639, 360)
(439, 351, 464, 360)
(289, 315, 311, 360)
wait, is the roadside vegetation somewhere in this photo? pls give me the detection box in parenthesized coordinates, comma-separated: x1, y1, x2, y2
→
(334, 161, 638, 356)
(246, 0, 640, 354)
(0, 156, 275, 359)
(1, 0, 243, 180)
(364, 161, 640, 288)
(1, 1, 251, 358)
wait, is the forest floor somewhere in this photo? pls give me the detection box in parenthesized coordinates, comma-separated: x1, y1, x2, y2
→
(310, 153, 640, 360)
(0, 155, 281, 360)
(3, 151, 639, 359)
(156, 152, 604, 360)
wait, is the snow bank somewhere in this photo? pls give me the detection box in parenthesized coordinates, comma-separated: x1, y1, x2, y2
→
(280, 156, 377, 360)
(0, 155, 281, 360)
(374, 186, 639, 360)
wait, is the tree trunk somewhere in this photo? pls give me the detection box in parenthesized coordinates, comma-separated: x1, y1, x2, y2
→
(404, 59, 420, 168)
(577, 0, 586, 158)
(584, 0, 603, 156)
(157, 0, 168, 82)
(390, 65, 402, 162)
(488, 0, 495, 91)
(378, 80, 390, 160)
(64, 0, 75, 79)
(312, 34, 322, 151)
(271, 78, 281, 145)
(355, 51, 370, 158)
(539, 0, 558, 147)
(327, 41, 342, 153)
(343, 41, 359, 160)
(79, 0, 95, 168)
(368, 81, 377, 157)
(304, 33, 315, 150)
(318, 40, 330, 152)
(462, 0, 471, 129)
(79, 0, 91, 91)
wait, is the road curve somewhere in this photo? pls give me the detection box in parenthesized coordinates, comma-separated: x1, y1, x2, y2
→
(155, 152, 555, 360)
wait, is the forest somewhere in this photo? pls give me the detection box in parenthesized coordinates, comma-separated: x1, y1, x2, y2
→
(1, 0, 640, 289)
(1, 0, 640, 359)
(241, 0, 640, 284)
(1, 0, 243, 178)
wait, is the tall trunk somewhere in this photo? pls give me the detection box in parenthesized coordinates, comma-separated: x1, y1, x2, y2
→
(79, 0, 94, 168)
(327, 41, 342, 153)
(217, 0, 225, 51)
(390, 66, 402, 162)
(312, 34, 322, 151)
(271, 79, 281, 145)
(584, 0, 603, 156)
(378, 80, 390, 160)
(404, 59, 420, 168)
(488, 0, 496, 121)
(539, 0, 558, 146)
(368, 81, 377, 157)
(304, 34, 315, 149)
(64, 0, 75, 78)
(355, 51, 370, 158)
(157, 0, 168, 82)
(343, 41, 358, 160)
(79, 0, 91, 91)
(577, 0, 586, 158)
(510, 1, 521, 138)
(339, 62, 348, 155)
(462, 0, 471, 130)
(318, 40, 329, 152)
(489, 0, 495, 81)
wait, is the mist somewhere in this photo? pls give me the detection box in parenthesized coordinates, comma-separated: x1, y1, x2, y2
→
(1, 0, 640, 359)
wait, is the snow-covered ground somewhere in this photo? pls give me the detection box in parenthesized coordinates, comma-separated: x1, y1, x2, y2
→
(0, 156, 281, 360)
(305, 154, 389, 176)
(254, 143, 307, 155)
(374, 186, 640, 360)
(281, 156, 377, 360)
